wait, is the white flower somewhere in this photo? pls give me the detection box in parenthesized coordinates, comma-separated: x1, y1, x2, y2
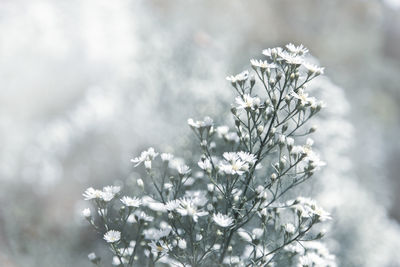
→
(213, 213, 234, 228)
(135, 211, 154, 222)
(103, 185, 121, 194)
(198, 159, 212, 172)
(216, 126, 229, 137)
(121, 196, 142, 207)
(83, 186, 120, 202)
(237, 151, 257, 165)
(303, 62, 324, 75)
(313, 206, 332, 222)
(250, 59, 277, 70)
(165, 200, 180, 211)
(82, 208, 91, 218)
(262, 47, 283, 58)
(176, 198, 208, 222)
(286, 43, 309, 55)
(219, 152, 255, 175)
(149, 240, 169, 256)
(278, 50, 304, 65)
(131, 147, 158, 167)
(226, 70, 249, 83)
(101, 192, 114, 202)
(177, 165, 191, 176)
(161, 153, 174, 162)
(83, 187, 103, 200)
(235, 94, 261, 110)
(102, 186, 120, 202)
(291, 89, 316, 106)
(103, 230, 121, 243)
(187, 116, 213, 129)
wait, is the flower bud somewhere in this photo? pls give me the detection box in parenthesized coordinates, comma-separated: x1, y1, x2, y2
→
(264, 141, 272, 149)
(286, 137, 294, 151)
(285, 94, 291, 104)
(207, 183, 215, 192)
(250, 75, 256, 87)
(235, 119, 240, 127)
(137, 178, 144, 188)
(82, 208, 91, 218)
(278, 135, 286, 146)
(255, 185, 264, 195)
(282, 123, 288, 133)
(279, 158, 286, 170)
(178, 239, 187, 249)
(200, 140, 207, 149)
(144, 160, 152, 170)
(271, 95, 277, 106)
(268, 127, 276, 137)
(269, 78, 275, 86)
(88, 252, 100, 264)
(257, 125, 264, 134)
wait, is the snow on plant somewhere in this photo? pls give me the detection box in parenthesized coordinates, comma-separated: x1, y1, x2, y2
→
(82, 44, 335, 266)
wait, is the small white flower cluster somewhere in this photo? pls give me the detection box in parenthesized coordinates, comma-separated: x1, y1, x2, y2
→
(291, 197, 332, 222)
(83, 45, 335, 267)
(285, 241, 336, 267)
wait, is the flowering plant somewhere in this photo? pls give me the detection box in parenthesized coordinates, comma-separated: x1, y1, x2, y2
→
(83, 44, 335, 266)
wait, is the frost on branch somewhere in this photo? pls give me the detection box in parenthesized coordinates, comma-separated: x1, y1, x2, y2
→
(82, 44, 335, 267)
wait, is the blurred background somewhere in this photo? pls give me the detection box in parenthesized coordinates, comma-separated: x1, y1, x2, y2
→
(0, 0, 400, 266)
